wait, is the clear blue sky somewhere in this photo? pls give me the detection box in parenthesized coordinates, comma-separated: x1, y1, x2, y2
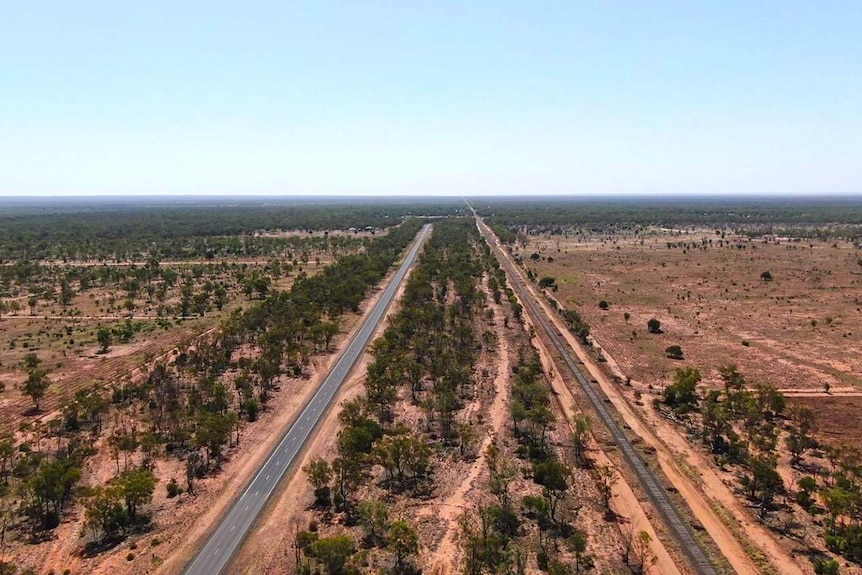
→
(1, 1, 860, 197)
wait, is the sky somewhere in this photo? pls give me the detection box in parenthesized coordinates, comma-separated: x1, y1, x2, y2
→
(1, 1, 860, 197)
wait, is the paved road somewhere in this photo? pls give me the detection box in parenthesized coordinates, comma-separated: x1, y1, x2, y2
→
(183, 224, 431, 575)
(471, 210, 719, 575)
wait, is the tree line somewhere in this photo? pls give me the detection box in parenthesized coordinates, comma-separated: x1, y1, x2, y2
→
(299, 218, 489, 574)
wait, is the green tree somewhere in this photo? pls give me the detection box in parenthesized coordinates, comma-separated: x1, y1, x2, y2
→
(357, 499, 388, 546)
(59, 278, 75, 307)
(786, 404, 816, 466)
(533, 459, 573, 523)
(663, 367, 701, 411)
(388, 519, 419, 573)
(312, 534, 356, 575)
(303, 458, 333, 507)
(27, 459, 81, 529)
(572, 415, 591, 468)
(21, 369, 49, 410)
(97, 327, 113, 353)
(83, 484, 128, 541)
(596, 465, 617, 514)
(742, 454, 783, 517)
(701, 391, 731, 453)
(22, 352, 41, 372)
(118, 467, 156, 521)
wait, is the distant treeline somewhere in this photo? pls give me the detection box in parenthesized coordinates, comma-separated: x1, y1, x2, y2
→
(0, 198, 465, 261)
(475, 196, 862, 230)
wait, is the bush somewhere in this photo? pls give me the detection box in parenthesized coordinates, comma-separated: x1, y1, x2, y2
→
(166, 478, 180, 498)
(813, 558, 840, 574)
(665, 345, 684, 360)
(761, 270, 773, 282)
(647, 318, 662, 334)
(598, 300, 609, 310)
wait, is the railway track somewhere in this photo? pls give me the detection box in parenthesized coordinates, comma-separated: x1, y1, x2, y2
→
(473, 212, 719, 575)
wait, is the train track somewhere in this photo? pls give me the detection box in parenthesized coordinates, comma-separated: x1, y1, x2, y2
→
(472, 211, 719, 575)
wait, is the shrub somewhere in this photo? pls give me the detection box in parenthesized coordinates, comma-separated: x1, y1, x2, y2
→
(813, 558, 840, 574)
(166, 478, 180, 498)
(598, 300, 609, 310)
(647, 318, 662, 334)
(665, 345, 684, 360)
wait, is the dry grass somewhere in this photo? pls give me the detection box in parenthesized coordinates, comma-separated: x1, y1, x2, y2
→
(522, 228, 862, 392)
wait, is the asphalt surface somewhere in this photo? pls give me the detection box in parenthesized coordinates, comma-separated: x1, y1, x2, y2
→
(183, 224, 431, 575)
(473, 212, 720, 575)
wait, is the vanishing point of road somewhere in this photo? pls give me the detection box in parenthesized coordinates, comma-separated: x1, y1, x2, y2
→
(183, 224, 432, 575)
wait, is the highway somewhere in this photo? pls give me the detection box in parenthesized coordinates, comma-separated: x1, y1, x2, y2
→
(183, 224, 431, 575)
(470, 207, 719, 575)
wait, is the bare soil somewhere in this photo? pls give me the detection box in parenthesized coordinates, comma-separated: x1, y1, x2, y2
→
(523, 229, 862, 392)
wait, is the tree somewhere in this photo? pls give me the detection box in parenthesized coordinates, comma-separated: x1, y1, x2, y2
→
(21, 369, 49, 410)
(761, 270, 773, 282)
(486, 441, 518, 507)
(194, 411, 231, 467)
(27, 459, 81, 529)
(623, 312, 631, 323)
(357, 499, 388, 546)
(567, 531, 591, 574)
(303, 458, 333, 507)
(630, 530, 657, 574)
(388, 520, 419, 573)
(742, 454, 783, 517)
(118, 467, 156, 521)
(456, 422, 479, 459)
(97, 327, 113, 353)
(596, 465, 617, 514)
(598, 300, 609, 310)
(533, 459, 572, 523)
(59, 278, 75, 307)
(83, 484, 128, 541)
(786, 404, 816, 466)
(647, 318, 662, 334)
(312, 534, 356, 575)
(796, 476, 818, 511)
(331, 457, 362, 511)
(572, 415, 591, 468)
(663, 367, 701, 411)
(22, 352, 41, 372)
(701, 392, 731, 454)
